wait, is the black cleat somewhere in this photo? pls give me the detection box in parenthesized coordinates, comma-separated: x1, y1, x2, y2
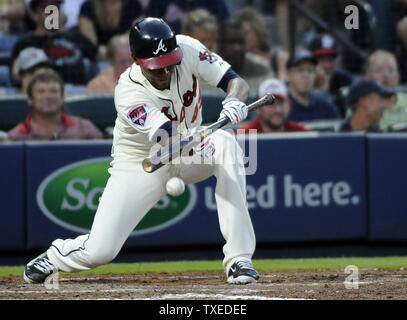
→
(227, 260, 259, 284)
(24, 253, 58, 284)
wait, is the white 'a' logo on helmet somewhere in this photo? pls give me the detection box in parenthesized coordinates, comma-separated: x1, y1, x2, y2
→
(153, 39, 168, 55)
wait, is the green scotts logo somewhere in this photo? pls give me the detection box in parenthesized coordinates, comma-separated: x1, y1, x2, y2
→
(37, 158, 197, 236)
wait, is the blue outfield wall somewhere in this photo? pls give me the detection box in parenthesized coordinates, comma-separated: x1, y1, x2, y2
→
(368, 135, 407, 241)
(0, 133, 406, 250)
(0, 143, 25, 249)
(242, 133, 367, 242)
(25, 141, 113, 249)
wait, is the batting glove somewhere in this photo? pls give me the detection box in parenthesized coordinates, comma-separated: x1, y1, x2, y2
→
(193, 136, 215, 159)
(218, 97, 248, 124)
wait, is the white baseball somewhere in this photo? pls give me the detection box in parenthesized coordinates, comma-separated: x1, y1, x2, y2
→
(166, 177, 185, 197)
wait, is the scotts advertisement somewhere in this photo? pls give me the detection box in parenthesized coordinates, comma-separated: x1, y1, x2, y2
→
(36, 158, 197, 236)
(25, 136, 367, 249)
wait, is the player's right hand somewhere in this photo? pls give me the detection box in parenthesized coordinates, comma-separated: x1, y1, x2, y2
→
(218, 97, 248, 124)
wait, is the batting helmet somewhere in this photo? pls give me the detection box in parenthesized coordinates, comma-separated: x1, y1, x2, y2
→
(129, 17, 183, 70)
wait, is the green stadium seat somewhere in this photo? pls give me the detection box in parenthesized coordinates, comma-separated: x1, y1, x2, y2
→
(201, 94, 257, 124)
(201, 93, 224, 124)
(64, 94, 117, 132)
(0, 95, 30, 132)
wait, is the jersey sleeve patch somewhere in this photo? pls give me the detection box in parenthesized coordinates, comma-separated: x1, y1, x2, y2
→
(128, 104, 148, 127)
(199, 49, 218, 64)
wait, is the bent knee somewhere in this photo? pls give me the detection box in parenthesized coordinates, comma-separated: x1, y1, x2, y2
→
(214, 129, 244, 155)
(215, 129, 240, 147)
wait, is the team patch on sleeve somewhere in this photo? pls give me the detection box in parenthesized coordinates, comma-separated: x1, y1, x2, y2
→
(199, 49, 218, 64)
(128, 104, 148, 127)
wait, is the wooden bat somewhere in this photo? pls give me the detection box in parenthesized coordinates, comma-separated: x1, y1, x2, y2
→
(142, 93, 276, 173)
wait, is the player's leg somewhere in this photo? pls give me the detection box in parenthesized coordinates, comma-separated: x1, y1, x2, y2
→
(24, 157, 170, 283)
(179, 129, 258, 284)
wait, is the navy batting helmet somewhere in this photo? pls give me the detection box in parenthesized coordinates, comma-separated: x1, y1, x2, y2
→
(129, 17, 183, 70)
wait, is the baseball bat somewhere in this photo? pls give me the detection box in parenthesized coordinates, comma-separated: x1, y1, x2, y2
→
(142, 93, 275, 173)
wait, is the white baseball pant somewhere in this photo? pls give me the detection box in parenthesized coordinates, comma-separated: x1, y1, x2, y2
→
(47, 129, 256, 274)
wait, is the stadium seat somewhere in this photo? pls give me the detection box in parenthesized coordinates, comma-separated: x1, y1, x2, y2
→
(201, 94, 257, 124)
(201, 94, 224, 124)
(64, 94, 116, 133)
(300, 119, 343, 132)
(0, 66, 12, 87)
(0, 95, 30, 131)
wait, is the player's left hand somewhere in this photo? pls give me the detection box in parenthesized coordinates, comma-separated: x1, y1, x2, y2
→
(218, 97, 248, 124)
(193, 136, 215, 159)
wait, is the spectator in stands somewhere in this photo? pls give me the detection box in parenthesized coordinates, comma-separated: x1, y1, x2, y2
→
(79, 0, 143, 60)
(259, 0, 347, 50)
(11, 0, 97, 85)
(87, 33, 131, 93)
(0, 0, 87, 37)
(0, 0, 33, 33)
(340, 79, 395, 132)
(16, 47, 52, 94)
(8, 69, 103, 140)
(61, 0, 87, 30)
(308, 33, 354, 117)
(232, 6, 289, 82)
(388, 0, 407, 83)
(144, 0, 230, 35)
(364, 50, 407, 131)
(239, 78, 309, 133)
(6, 0, 77, 32)
(287, 50, 341, 122)
(0, 0, 34, 52)
(183, 9, 218, 52)
(309, 34, 353, 96)
(217, 19, 274, 96)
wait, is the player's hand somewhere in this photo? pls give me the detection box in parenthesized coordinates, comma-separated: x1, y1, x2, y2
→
(193, 136, 215, 159)
(218, 97, 248, 124)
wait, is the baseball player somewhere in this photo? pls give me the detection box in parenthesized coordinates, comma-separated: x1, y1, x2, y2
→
(24, 18, 259, 284)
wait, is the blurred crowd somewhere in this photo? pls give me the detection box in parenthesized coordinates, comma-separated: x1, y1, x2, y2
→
(1, 0, 407, 141)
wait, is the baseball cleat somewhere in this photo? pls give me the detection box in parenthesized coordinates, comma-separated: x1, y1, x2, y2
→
(227, 260, 259, 284)
(24, 252, 58, 284)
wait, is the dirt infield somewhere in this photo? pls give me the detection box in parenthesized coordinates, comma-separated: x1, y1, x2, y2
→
(1, 269, 407, 300)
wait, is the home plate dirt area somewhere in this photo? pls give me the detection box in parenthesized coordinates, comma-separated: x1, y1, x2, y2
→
(1, 269, 407, 300)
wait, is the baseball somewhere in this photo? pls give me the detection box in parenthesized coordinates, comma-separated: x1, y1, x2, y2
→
(166, 177, 185, 197)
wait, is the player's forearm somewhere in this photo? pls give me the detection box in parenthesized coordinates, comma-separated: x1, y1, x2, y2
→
(225, 77, 250, 103)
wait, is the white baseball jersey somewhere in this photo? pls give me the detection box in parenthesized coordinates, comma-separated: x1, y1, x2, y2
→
(112, 35, 231, 159)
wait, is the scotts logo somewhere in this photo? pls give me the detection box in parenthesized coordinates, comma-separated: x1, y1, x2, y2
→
(37, 158, 197, 236)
